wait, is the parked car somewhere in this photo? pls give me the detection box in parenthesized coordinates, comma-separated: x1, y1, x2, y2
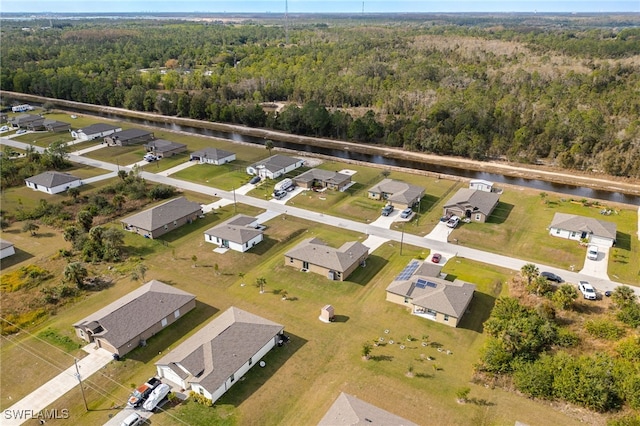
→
(142, 383, 171, 412)
(249, 176, 261, 185)
(127, 378, 161, 408)
(143, 153, 157, 162)
(400, 208, 413, 219)
(15, 129, 27, 135)
(381, 204, 394, 216)
(120, 412, 144, 426)
(578, 281, 597, 300)
(273, 190, 287, 200)
(541, 271, 563, 283)
(587, 245, 599, 260)
(431, 253, 442, 263)
(0, 126, 9, 132)
(446, 215, 460, 228)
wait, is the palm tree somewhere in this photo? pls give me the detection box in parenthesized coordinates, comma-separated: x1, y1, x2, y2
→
(265, 140, 274, 156)
(521, 263, 539, 287)
(22, 221, 39, 236)
(256, 277, 267, 293)
(64, 262, 88, 288)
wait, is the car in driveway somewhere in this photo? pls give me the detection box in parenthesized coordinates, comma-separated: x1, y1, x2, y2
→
(446, 215, 460, 228)
(400, 208, 413, 219)
(15, 129, 27, 135)
(381, 204, 394, 216)
(541, 271, 563, 283)
(578, 281, 597, 300)
(587, 245, 599, 260)
(127, 377, 161, 408)
(142, 383, 171, 412)
(431, 253, 442, 263)
(121, 412, 144, 426)
(273, 190, 287, 200)
(249, 176, 261, 185)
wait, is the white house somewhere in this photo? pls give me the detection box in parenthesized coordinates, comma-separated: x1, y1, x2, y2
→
(246, 155, 304, 179)
(155, 307, 284, 403)
(190, 147, 236, 165)
(469, 179, 494, 192)
(71, 123, 121, 140)
(0, 240, 16, 259)
(25, 171, 82, 195)
(204, 215, 263, 252)
(549, 213, 617, 247)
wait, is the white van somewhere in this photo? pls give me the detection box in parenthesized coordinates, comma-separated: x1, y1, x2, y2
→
(142, 383, 171, 412)
(274, 178, 293, 192)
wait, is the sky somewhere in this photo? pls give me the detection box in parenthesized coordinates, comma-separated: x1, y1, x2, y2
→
(0, 1, 638, 14)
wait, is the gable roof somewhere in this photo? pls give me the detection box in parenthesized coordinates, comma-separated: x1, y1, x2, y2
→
(368, 179, 424, 204)
(191, 147, 235, 161)
(318, 392, 418, 426)
(204, 215, 262, 244)
(9, 114, 42, 125)
(43, 119, 70, 129)
(109, 128, 153, 141)
(387, 267, 475, 317)
(121, 197, 202, 231)
(549, 213, 617, 240)
(285, 238, 369, 273)
(145, 139, 186, 152)
(77, 123, 120, 134)
(250, 154, 302, 173)
(444, 188, 500, 215)
(73, 280, 195, 349)
(294, 169, 352, 186)
(155, 307, 283, 394)
(25, 171, 80, 188)
(1, 240, 14, 250)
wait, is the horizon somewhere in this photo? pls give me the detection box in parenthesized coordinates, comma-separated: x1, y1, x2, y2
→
(1, 1, 639, 14)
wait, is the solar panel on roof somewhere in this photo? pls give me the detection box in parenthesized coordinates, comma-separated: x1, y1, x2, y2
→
(426, 281, 437, 288)
(416, 278, 427, 289)
(396, 260, 420, 280)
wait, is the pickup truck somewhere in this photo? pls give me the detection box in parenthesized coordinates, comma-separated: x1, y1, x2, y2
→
(127, 377, 161, 407)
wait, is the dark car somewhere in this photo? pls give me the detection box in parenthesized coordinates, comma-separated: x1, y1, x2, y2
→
(127, 377, 161, 408)
(273, 190, 287, 200)
(541, 271, 563, 283)
(249, 176, 261, 185)
(381, 205, 394, 216)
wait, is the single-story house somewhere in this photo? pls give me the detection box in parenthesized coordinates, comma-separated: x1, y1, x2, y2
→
(284, 237, 369, 281)
(121, 197, 203, 239)
(73, 280, 196, 356)
(0, 240, 16, 259)
(386, 259, 475, 327)
(25, 171, 82, 195)
(367, 179, 425, 209)
(246, 154, 304, 179)
(104, 128, 154, 146)
(190, 147, 236, 165)
(155, 307, 284, 403)
(318, 392, 418, 426)
(24, 117, 46, 130)
(144, 139, 187, 158)
(293, 169, 352, 191)
(443, 188, 500, 223)
(71, 123, 121, 140)
(8, 113, 42, 128)
(204, 215, 263, 252)
(44, 119, 71, 132)
(469, 179, 494, 193)
(549, 213, 617, 247)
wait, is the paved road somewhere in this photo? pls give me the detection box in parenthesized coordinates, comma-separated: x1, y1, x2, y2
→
(2, 345, 113, 426)
(2, 136, 638, 298)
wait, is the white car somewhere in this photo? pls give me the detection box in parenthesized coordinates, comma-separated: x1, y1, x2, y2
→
(0, 126, 9, 132)
(143, 154, 157, 162)
(578, 281, 597, 300)
(587, 245, 598, 260)
(120, 412, 143, 426)
(142, 383, 171, 411)
(446, 215, 460, 228)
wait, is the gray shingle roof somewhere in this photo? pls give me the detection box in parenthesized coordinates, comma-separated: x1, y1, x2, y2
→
(110, 128, 153, 141)
(77, 123, 120, 134)
(444, 188, 500, 216)
(294, 169, 352, 186)
(145, 139, 186, 153)
(204, 215, 262, 245)
(318, 392, 418, 426)
(156, 307, 283, 394)
(121, 197, 202, 232)
(368, 179, 424, 204)
(285, 238, 369, 272)
(1, 239, 14, 250)
(549, 213, 617, 240)
(73, 280, 195, 350)
(190, 147, 235, 161)
(250, 155, 302, 173)
(25, 171, 80, 188)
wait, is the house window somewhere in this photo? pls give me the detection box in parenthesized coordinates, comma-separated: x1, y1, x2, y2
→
(79, 330, 85, 337)
(475, 213, 481, 221)
(229, 373, 235, 383)
(174, 309, 180, 319)
(570, 232, 576, 238)
(404, 297, 410, 304)
(303, 261, 309, 269)
(444, 315, 449, 322)
(198, 388, 204, 396)
(248, 357, 253, 366)
(289, 257, 294, 263)
(164, 225, 168, 230)
(173, 220, 177, 226)
(555, 229, 560, 234)
(161, 318, 168, 327)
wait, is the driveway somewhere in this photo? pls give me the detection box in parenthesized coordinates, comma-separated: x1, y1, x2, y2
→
(425, 221, 453, 243)
(3, 344, 113, 426)
(156, 160, 196, 177)
(369, 209, 399, 229)
(579, 245, 610, 280)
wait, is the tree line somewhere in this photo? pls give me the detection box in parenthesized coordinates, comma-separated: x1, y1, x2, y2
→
(2, 16, 639, 177)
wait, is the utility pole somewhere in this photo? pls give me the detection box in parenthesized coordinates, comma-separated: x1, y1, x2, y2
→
(400, 224, 404, 255)
(75, 358, 89, 412)
(232, 186, 237, 214)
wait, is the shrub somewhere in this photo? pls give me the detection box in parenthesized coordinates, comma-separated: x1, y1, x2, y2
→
(188, 390, 213, 407)
(0, 265, 51, 292)
(585, 319, 624, 340)
(617, 303, 640, 328)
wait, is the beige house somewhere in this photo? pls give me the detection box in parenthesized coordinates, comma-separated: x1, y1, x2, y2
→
(121, 197, 202, 239)
(319, 392, 418, 426)
(73, 280, 196, 356)
(293, 169, 352, 191)
(386, 260, 475, 327)
(367, 179, 424, 209)
(104, 128, 154, 146)
(284, 238, 369, 281)
(443, 188, 500, 223)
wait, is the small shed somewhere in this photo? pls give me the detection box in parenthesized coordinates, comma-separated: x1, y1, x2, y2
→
(319, 305, 335, 323)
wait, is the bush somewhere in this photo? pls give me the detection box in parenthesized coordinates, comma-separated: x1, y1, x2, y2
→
(617, 303, 640, 328)
(585, 319, 624, 340)
(149, 184, 176, 200)
(555, 328, 580, 348)
(188, 390, 213, 407)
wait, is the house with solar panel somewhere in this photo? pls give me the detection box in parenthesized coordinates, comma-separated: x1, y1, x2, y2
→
(386, 260, 475, 327)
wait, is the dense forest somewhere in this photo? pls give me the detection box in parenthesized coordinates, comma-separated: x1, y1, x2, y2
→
(2, 14, 640, 177)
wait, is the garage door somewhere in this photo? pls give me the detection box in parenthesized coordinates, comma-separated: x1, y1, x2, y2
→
(590, 236, 614, 247)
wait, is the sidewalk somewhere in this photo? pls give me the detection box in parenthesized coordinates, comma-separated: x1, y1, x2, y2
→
(2, 344, 113, 426)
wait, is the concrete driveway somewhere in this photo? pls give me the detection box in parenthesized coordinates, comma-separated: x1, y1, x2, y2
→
(579, 245, 610, 280)
(369, 209, 399, 229)
(425, 221, 453, 243)
(3, 344, 113, 426)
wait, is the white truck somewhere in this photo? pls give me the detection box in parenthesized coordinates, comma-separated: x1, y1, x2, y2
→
(274, 178, 293, 192)
(142, 383, 171, 411)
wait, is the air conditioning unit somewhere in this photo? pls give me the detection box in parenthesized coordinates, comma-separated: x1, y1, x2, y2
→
(301, 268, 309, 272)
